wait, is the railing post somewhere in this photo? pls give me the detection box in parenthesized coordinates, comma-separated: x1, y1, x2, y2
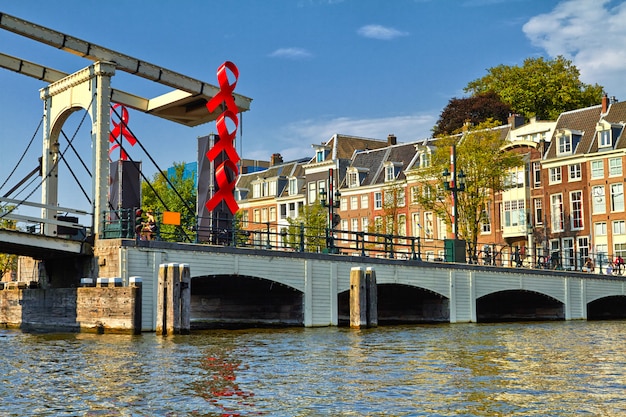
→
(387, 235, 394, 259)
(266, 222, 271, 249)
(299, 222, 305, 252)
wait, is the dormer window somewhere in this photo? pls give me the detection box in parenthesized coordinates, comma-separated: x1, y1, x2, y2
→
(346, 167, 369, 188)
(596, 120, 619, 149)
(556, 129, 581, 156)
(384, 162, 402, 182)
(316, 149, 326, 162)
(347, 171, 358, 188)
(599, 129, 611, 147)
(288, 178, 299, 196)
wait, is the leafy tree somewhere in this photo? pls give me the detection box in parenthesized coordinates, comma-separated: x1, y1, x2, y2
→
(412, 120, 523, 260)
(433, 92, 512, 136)
(285, 202, 328, 253)
(142, 162, 196, 242)
(0, 209, 18, 279)
(465, 56, 604, 120)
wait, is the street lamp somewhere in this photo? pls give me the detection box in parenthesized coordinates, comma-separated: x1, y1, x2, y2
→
(441, 145, 466, 261)
(320, 168, 341, 253)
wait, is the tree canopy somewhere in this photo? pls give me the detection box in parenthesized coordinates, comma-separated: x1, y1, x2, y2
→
(464, 56, 604, 120)
(142, 162, 196, 242)
(433, 91, 512, 136)
(412, 119, 523, 259)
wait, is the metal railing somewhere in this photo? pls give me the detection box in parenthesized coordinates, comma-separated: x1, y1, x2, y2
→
(99, 212, 626, 275)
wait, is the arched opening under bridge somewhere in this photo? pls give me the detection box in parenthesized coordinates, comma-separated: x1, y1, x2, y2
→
(587, 296, 626, 320)
(477, 290, 564, 322)
(337, 283, 449, 326)
(190, 275, 303, 329)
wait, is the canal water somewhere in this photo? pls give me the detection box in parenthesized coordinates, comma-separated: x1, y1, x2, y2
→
(1, 321, 625, 416)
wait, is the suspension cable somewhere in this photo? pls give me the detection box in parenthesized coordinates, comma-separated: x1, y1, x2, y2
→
(0, 116, 43, 192)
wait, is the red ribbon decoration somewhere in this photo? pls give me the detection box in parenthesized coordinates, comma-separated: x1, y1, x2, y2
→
(205, 61, 241, 215)
(206, 61, 239, 114)
(205, 159, 239, 214)
(206, 110, 240, 164)
(109, 104, 137, 160)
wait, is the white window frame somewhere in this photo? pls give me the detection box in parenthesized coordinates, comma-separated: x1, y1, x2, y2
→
(549, 167, 562, 184)
(595, 222, 607, 236)
(534, 198, 543, 226)
(361, 194, 368, 209)
(611, 183, 624, 212)
(570, 190, 583, 230)
(374, 192, 382, 209)
(599, 129, 611, 148)
(609, 157, 622, 177)
(591, 160, 604, 179)
(592, 185, 606, 214)
(569, 164, 581, 181)
(613, 220, 626, 235)
(551, 193, 564, 232)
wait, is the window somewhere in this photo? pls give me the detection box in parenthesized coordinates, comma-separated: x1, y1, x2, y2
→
(615, 243, 626, 260)
(253, 209, 260, 223)
(549, 167, 562, 184)
(340, 198, 347, 211)
(424, 212, 434, 240)
(374, 192, 382, 209)
(269, 207, 276, 222)
(385, 165, 395, 182)
(551, 194, 564, 232)
(412, 212, 421, 237)
(410, 186, 419, 204)
(611, 183, 624, 212)
(398, 189, 406, 207)
(570, 191, 583, 229)
(347, 171, 359, 188)
(592, 185, 605, 214)
(316, 149, 326, 162)
(591, 160, 604, 179)
(595, 222, 607, 236)
(361, 217, 368, 233)
(269, 181, 277, 196)
(558, 133, 572, 154)
(241, 210, 249, 227)
(534, 199, 543, 225)
(481, 205, 491, 233)
(261, 208, 268, 222)
(308, 182, 317, 203)
(533, 162, 541, 188)
(613, 220, 626, 235)
(361, 194, 368, 209)
(609, 157, 622, 176)
(599, 129, 611, 147)
(289, 178, 298, 196)
(351, 218, 359, 232)
(503, 199, 525, 228)
(280, 204, 287, 219)
(569, 164, 581, 181)
(398, 214, 407, 237)
(350, 196, 358, 210)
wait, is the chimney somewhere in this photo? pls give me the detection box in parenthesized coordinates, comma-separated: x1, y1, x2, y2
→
(602, 93, 609, 114)
(508, 113, 525, 129)
(387, 134, 397, 145)
(270, 153, 283, 166)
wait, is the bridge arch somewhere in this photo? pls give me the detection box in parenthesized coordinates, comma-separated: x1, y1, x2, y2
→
(587, 295, 626, 320)
(477, 289, 565, 322)
(40, 62, 115, 236)
(189, 274, 304, 329)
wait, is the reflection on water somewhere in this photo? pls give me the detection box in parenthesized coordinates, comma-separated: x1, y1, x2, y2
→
(1, 321, 626, 416)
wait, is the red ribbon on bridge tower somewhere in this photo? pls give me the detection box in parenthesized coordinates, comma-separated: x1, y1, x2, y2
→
(205, 61, 240, 215)
(109, 104, 137, 161)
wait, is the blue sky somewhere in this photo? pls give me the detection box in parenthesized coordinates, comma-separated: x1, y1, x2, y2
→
(2, 0, 626, 216)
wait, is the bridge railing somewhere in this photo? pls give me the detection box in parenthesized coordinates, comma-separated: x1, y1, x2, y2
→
(99, 211, 624, 274)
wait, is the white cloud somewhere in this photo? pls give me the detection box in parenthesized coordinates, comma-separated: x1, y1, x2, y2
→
(270, 113, 435, 161)
(357, 24, 408, 40)
(268, 47, 313, 60)
(523, 0, 626, 99)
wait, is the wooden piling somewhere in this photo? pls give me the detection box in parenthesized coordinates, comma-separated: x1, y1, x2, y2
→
(156, 263, 191, 336)
(365, 267, 378, 328)
(350, 267, 367, 328)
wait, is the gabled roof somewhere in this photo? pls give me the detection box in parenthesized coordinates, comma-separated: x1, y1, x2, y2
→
(347, 141, 421, 187)
(545, 105, 602, 158)
(312, 134, 390, 163)
(604, 100, 626, 150)
(235, 158, 307, 195)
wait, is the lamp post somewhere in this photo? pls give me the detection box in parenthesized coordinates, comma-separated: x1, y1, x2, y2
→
(319, 168, 341, 254)
(442, 144, 466, 261)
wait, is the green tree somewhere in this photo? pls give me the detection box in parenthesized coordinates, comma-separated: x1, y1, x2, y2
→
(412, 120, 523, 260)
(285, 202, 328, 253)
(0, 209, 18, 278)
(465, 56, 604, 120)
(433, 92, 512, 136)
(142, 162, 196, 242)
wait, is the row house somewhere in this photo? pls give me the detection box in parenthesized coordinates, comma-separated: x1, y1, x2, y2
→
(236, 153, 308, 248)
(541, 96, 626, 269)
(486, 116, 557, 262)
